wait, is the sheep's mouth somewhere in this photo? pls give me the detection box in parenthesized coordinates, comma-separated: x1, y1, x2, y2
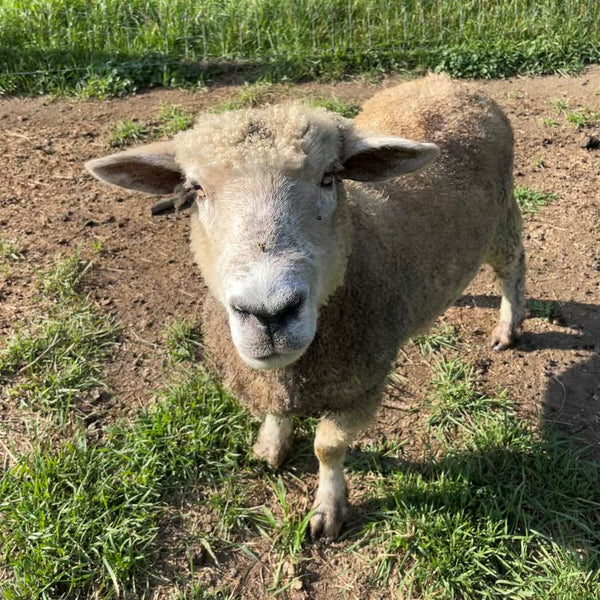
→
(239, 347, 307, 371)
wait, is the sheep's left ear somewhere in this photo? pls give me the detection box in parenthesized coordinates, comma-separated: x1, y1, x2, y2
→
(340, 130, 440, 182)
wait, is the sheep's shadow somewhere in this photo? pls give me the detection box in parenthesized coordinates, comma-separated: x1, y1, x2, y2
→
(461, 294, 600, 451)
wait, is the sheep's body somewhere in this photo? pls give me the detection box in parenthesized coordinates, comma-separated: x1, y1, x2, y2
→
(86, 74, 525, 540)
(199, 76, 521, 422)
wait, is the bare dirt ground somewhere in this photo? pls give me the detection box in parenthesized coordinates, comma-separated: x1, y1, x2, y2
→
(0, 68, 599, 598)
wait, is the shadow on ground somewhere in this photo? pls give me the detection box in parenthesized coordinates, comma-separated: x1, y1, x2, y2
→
(461, 294, 600, 453)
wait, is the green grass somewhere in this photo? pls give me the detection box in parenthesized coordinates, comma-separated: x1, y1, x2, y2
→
(514, 186, 558, 215)
(157, 102, 195, 136)
(210, 83, 282, 113)
(210, 84, 361, 118)
(107, 103, 194, 147)
(2, 1, 600, 95)
(0, 366, 253, 599)
(107, 118, 150, 148)
(428, 357, 511, 431)
(566, 108, 600, 129)
(0, 253, 118, 420)
(0, 238, 23, 264)
(412, 323, 460, 355)
(528, 299, 558, 321)
(350, 362, 600, 599)
(309, 96, 361, 118)
(542, 116, 560, 127)
(548, 100, 600, 130)
(163, 318, 201, 363)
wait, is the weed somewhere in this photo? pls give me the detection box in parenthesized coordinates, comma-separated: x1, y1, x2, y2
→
(412, 323, 459, 355)
(514, 186, 557, 214)
(211, 83, 281, 113)
(157, 103, 194, 137)
(172, 585, 236, 600)
(528, 299, 558, 321)
(542, 116, 560, 127)
(107, 118, 150, 148)
(532, 156, 547, 169)
(0, 238, 23, 264)
(107, 104, 194, 147)
(552, 98, 570, 113)
(347, 436, 406, 476)
(36, 250, 90, 301)
(309, 96, 360, 118)
(566, 108, 600, 129)
(255, 476, 311, 557)
(164, 319, 201, 363)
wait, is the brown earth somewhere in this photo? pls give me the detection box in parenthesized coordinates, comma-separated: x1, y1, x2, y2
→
(0, 68, 599, 598)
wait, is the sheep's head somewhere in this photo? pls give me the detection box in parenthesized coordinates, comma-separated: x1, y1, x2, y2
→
(86, 104, 438, 370)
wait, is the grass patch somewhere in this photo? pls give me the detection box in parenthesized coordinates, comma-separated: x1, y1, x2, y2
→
(352, 366, 600, 599)
(157, 102, 195, 137)
(514, 186, 558, 215)
(0, 367, 253, 599)
(254, 476, 312, 557)
(210, 82, 282, 113)
(566, 108, 600, 129)
(3, 251, 600, 597)
(412, 324, 460, 355)
(0, 238, 23, 264)
(309, 96, 360, 118)
(528, 299, 559, 322)
(428, 357, 511, 430)
(107, 103, 194, 147)
(2, 1, 600, 95)
(163, 319, 201, 363)
(107, 118, 150, 148)
(542, 116, 560, 127)
(0, 253, 118, 419)
(548, 100, 600, 130)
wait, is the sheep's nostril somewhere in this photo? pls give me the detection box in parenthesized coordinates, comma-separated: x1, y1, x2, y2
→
(272, 294, 304, 327)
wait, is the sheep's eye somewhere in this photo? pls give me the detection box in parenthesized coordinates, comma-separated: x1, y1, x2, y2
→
(321, 172, 334, 188)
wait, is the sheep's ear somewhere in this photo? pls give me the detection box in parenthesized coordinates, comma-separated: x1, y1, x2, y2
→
(85, 141, 182, 195)
(340, 131, 440, 182)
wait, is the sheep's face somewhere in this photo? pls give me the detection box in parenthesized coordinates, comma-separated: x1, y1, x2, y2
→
(85, 105, 438, 371)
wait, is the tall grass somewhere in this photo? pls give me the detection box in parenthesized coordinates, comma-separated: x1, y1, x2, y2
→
(1, 0, 599, 95)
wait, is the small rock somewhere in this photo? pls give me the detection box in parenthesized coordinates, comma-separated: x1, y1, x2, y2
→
(580, 134, 600, 150)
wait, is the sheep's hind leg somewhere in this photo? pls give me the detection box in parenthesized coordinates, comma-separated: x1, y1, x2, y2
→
(311, 409, 373, 540)
(487, 205, 526, 351)
(253, 414, 293, 468)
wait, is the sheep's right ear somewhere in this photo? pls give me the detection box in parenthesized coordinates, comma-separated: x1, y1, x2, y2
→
(85, 141, 182, 195)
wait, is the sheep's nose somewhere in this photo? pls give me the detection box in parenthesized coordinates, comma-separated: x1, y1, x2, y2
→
(230, 293, 305, 330)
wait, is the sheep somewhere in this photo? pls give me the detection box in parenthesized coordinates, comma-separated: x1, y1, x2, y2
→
(85, 74, 525, 540)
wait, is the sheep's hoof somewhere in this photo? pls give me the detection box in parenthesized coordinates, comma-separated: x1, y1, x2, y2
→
(490, 321, 518, 351)
(310, 492, 349, 541)
(252, 436, 292, 469)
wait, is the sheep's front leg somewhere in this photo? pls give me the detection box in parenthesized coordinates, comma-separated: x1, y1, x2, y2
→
(311, 411, 370, 540)
(253, 414, 293, 468)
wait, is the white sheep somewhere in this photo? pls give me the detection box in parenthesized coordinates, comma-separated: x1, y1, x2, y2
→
(85, 74, 525, 540)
